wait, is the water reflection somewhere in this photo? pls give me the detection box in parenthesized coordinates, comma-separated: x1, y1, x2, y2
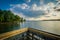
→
(39, 21, 60, 35)
(0, 23, 20, 34)
(20, 21, 60, 35)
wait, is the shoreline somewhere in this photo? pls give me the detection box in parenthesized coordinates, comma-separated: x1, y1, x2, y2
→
(41, 19, 60, 21)
(0, 21, 20, 24)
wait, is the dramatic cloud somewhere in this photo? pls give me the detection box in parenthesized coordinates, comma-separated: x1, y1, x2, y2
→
(31, 2, 55, 11)
(10, 3, 46, 20)
(39, 2, 60, 20)
(10, 0, 60, 20)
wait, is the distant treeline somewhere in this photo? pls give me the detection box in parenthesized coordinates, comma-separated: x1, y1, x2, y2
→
(0, 9, 25, 22)
(42, 19, 60, 21)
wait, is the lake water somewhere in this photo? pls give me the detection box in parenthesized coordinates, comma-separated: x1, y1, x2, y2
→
(20, 21, 60, 35)
(0, 21, 60, 35)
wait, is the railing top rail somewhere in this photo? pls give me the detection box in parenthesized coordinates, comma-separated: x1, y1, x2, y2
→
(28, 28, 60, 39)
(0, 28, 28, 40)
(0, 28, 60, 40)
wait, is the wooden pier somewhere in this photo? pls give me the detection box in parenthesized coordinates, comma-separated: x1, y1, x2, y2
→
(0, 28, 60, 40)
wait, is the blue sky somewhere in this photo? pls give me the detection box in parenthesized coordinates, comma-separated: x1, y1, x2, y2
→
(0, 0, 60, 20)
(0, 0, 56, 10)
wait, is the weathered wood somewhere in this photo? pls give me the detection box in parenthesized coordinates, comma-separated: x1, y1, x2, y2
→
(28, 28, 60, 40)
(0, 28, 28, 40)
(0, 28, 60, 40)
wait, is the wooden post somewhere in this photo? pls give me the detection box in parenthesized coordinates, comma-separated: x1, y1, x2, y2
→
(22, 34, 25, 40)
(26, 31, 29, 40)
(32, 33, 34, 40)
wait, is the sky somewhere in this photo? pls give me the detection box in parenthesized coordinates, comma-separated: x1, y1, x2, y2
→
(0, 0, 60, 20)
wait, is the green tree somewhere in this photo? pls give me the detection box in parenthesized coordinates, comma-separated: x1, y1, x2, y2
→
(0, 9, 25, 22)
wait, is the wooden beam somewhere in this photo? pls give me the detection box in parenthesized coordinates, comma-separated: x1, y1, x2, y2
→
(0, 28, 28, 40)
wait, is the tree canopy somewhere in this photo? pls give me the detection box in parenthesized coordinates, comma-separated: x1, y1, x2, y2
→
(0, 9, 25, 22)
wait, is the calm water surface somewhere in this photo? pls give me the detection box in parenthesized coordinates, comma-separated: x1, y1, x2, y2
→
(0, 21, 60, 35)
(20, 21, 60, 35)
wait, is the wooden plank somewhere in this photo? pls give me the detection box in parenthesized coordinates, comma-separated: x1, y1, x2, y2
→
(0, 28, 28, 40)
(0, 28, 60, 40)
(28, 28, 60, 40)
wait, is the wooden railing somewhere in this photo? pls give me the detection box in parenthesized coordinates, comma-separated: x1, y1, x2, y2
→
(27, 28, 60, 40)
(0, 28, 28, 40)
(0, 28, 60, 40)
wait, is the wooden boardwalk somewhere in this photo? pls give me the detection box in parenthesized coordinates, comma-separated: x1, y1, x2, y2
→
(28, 28, 60, 40)
(0, 28, 60, 40)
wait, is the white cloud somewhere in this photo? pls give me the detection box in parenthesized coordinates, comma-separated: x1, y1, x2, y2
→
(31, 4, 45, 11)
(10, 1, 60, 21)
(14, 13, 26, 18)
(39, 2, 60, 20)
(31, 2, 55, 11)
(10, 3, 30, 9)
(12, 12, 37, 21)
(26, 0, 31, 3)
(20, 3, 30, 9)
(30, 2, 60, 20)
(10, 4, 31, 20)
(11, 11, 28, 19)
